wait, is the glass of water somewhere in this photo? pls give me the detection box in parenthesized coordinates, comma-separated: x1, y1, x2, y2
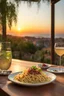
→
(0, 42, 12, 70)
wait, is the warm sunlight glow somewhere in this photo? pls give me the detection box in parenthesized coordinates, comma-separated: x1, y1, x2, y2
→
(17, 27, 21, 31)
(6, 0, 64, 38)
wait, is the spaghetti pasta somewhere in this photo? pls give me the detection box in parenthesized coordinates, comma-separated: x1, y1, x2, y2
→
(14, 66, 51, 83)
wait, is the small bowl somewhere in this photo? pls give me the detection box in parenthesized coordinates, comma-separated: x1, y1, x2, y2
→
(38, 63, 51, 69)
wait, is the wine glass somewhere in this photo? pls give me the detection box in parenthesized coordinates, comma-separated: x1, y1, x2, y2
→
(0, 42, 12, 74)
(55, 42, 64, 71)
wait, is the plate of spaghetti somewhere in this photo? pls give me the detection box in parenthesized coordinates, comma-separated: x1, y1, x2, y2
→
(8, 66, 56, 86)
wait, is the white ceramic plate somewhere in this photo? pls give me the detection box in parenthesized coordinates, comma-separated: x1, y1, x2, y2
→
(47, 67, 64, 73)
(8, 71, 56, 86)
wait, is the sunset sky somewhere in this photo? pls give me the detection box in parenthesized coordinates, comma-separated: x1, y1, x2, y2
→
(7, 0, 64, 37)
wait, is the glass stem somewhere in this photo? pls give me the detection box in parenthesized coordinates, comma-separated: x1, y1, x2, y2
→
(60, 56, 61, 66)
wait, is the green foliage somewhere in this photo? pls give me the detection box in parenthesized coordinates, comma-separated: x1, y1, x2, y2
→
(6, 35, 37, 59)
(44, 58, 51, 64)
(0, 0, 19, 29)
(0, 0, 21, 41)
(33, 50, 45, 62)
(23, 41, 37, 54)
(2, 35, 64, 65)
(0, 34, 2, 41)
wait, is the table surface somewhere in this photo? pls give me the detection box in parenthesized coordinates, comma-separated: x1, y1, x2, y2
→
(0, 59, 64, 96)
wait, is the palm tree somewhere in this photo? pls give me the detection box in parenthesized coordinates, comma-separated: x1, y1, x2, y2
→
(0, 0, 50, 41)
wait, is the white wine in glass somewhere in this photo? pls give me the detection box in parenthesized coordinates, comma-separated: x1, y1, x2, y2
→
(55, 47, 64, 56)
(55, 43, 64, 71)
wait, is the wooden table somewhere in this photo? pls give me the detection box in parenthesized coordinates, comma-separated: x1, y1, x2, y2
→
(0, 59, 64, 96)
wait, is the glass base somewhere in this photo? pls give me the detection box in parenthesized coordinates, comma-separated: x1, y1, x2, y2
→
(0, 69, 12, 75)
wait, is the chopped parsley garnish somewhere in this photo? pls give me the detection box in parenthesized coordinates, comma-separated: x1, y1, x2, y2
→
(31, 66, 42, 72)
(31, 66, 37, 70)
